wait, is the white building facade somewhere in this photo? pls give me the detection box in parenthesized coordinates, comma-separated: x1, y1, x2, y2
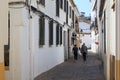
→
(90, 0, 99, 53)
(79, 17, 91, 49)
(94, 0, 117, 80)
(4, 0, 77, 80)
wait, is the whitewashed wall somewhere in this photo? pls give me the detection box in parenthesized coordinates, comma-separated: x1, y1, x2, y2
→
(96, 0, 116, 80)
(79, 22, 91, 48)
(0, 0, 8, 63)
(0, 0, 8, 80)
(8, 0, 75, 80)
(9, 8, 30, 80)
(32, 14, 64, 78)
(109, 1, 116, 56)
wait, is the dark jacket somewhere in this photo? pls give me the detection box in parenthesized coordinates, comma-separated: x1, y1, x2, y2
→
(72, 46, 78, 54)
(81, 45, 88, 54)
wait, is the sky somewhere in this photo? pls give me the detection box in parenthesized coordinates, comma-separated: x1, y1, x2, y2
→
(74, 0, 91, 16)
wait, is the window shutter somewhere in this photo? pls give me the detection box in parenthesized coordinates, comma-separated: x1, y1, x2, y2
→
(56, 0, 59, 17)
(56, 24, 59, 45)
(64, 0, 66, 12)
(60, 27, 62, 45)
(39, 16, 45, 46)
(49, 20, 53, 45)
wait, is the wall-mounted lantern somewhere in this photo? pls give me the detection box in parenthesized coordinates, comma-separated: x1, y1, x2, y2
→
(72, 32, 77, 44)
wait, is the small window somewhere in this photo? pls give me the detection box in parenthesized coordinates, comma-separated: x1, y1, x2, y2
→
(66, 1, 68, 24)
(39, 16, 45, 47)
(56, 24, 59, 45)
(70, 6, 71, 18)
(49, 20, 53, 46)
(72, 10, 75, 28)
(64, 0, 66, 12)
(56, 0, 60, 17)
(60, 27, 62, 45)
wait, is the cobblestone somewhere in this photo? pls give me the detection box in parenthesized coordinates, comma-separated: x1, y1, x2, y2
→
(35, 51, 105, 80)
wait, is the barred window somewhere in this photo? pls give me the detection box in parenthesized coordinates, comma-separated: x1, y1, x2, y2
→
(49, 20, 53, 46)
(66, 1, 68, 24)
(39, 16, 45, 46)
(56, 24, 59, 45)
(60, 27, 62, 45)
(56, 24, 62, 45)
(64, 0, 66, 12)
(56, 0, 59, 17)
(69, 6, 71, 18)
(72, 10, 74, 28)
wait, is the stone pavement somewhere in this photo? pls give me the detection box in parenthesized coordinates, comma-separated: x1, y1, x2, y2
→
(35, 51, 105, 80)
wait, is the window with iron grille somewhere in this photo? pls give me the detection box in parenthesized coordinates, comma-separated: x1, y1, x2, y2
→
(66, 1, 68, 24)
(56, 24, 59, 45)
(60, 27, 62, 45)
(69, 6, 71, 18)
(49, 20, 53, 46)
(64, 0, 66, 12)
(60, 0, 63, 9)
(72, 10, 74, 28)
(56, 0, 59, 17)
(39, 16, 45, 46)
(38, 0, 45, 6)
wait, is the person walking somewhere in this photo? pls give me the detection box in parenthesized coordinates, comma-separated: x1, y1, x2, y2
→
(81, 43, 88, 62)
(72, 45, 78, 62)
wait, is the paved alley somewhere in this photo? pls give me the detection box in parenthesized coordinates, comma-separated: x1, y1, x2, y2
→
(35, 51, 105, 80)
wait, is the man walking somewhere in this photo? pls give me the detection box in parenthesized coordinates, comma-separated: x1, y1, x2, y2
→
(72, 45, 78, 62)
(81, 43, 88, 62)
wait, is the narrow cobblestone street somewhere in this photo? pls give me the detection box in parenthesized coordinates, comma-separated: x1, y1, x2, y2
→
(35, 51, 105, 80)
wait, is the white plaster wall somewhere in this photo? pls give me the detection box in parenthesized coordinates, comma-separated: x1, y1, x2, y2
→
(105, 2, 111, 80)
(37, 0, 64, 24)
(80, 35, 91, 48)
(0, 0, 8, 63)
(91, 30, 96, 52)
(109, 6, 116, 56)
(8, 0, 73, 80)
(36, 0, 73, 26)
(79, 22, 91, 33)
(31, 14, 64, 78)
(91, 11, 96, 22)
(79, 22, 91, 49)
(0, 0, 8, 80)
(9, 8, 30, 80)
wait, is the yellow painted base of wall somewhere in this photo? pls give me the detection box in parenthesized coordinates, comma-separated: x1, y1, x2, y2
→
(110, 55, 115, 80)
(116, 60, 120, 80)
(0, 63, 5, 80)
